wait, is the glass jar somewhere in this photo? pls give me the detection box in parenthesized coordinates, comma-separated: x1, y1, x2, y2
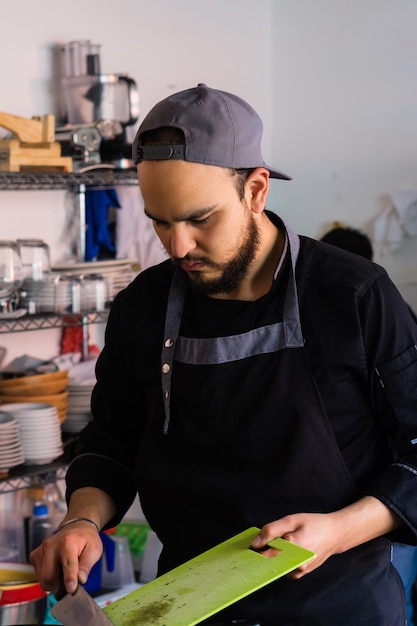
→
(80, 273, 109, 312)
(0, 241, 23, 311)
(16, 239, 51, 281)
(54, 275, 81, 314)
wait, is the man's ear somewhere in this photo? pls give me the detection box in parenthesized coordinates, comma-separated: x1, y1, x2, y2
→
(246, 168, 270, 214)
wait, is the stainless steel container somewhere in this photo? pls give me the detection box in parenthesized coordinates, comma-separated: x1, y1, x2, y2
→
(0, 595, 47, 625)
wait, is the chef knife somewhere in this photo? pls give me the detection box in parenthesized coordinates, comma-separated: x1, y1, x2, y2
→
(51, 574, 114, 626)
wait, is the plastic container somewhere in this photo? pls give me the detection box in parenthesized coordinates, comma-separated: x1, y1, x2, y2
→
(82, 557, 102, 594)
(28, 504, 53, 553)
(101, 529, 135, 590)
(139, 530, 162, 583)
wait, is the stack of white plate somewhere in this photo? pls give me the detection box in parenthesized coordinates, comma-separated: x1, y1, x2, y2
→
(63, 383, 94, 433)
(0, 403, 64, 465)
(0, 412, 24, 475)
(52, 259, 140, 302)
(20, 276, 56, 313)
(20, 275, 80, 314)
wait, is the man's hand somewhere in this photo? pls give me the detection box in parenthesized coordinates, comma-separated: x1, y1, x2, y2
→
(252, 496, 402, 579)
(30, 486, 116, 594)
(30, 520, 104, 594)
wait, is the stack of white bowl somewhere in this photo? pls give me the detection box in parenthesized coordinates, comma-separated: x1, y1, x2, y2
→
(0, 403, 64, 465)
(0, 412, 24, 476)
(63, 383, 94, 433)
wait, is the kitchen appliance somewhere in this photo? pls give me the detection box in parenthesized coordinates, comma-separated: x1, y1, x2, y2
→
(57, 40, 139, 171)
(52, 527, 315, 626)
(62, 74, 139, 128)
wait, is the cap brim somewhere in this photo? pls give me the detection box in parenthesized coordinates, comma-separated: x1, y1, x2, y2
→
(266, 165, 292, 180)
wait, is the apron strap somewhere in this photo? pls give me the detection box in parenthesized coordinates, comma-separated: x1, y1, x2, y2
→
(161, 270, 187, 434)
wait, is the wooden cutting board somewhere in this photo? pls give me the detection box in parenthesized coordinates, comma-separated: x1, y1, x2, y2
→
(103, 527, 315, 626)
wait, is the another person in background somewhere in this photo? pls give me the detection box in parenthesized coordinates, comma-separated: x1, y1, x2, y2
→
(320, 225, 373, 260)
(30, 84, 417, 625)
(321, 223, 417, 625)
(321, 224, 417, 323)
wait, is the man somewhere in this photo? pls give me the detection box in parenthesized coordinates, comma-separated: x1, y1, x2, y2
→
(31, 84, 417, 625)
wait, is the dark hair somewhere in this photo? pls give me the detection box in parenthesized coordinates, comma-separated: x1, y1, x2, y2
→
(320, 227, 373, 260)
(138, 126, 184, 147)
(137, 127, 254, 200)
(229, 168, 256, 200)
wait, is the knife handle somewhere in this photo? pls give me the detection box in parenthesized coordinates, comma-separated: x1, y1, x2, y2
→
(55, 566, 67, 601)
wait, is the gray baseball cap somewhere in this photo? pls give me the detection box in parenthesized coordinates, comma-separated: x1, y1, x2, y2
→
(132, 83, 291, 180)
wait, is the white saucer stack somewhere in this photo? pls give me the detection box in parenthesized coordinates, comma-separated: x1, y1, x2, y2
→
(0, 412, 24, 475)
(0, 403, 64, 465)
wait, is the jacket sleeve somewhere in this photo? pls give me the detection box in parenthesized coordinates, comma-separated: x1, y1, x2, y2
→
(66, 264, 171, 526)
(361, 274, 417, 543)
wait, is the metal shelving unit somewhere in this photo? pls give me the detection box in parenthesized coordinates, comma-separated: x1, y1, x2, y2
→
(0, 171, 127, 492)
(0, 169, 139, 191)
(0, 310, 108, 334)
(0, 169, 140, 259)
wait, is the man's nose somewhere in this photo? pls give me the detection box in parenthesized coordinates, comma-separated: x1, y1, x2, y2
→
(169, 226, 196, 259)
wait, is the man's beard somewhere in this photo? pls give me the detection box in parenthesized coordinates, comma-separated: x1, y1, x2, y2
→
(174, 214, 260, 296)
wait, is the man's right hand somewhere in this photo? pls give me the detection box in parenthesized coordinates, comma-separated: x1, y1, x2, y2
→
(30, 518, 104, 595)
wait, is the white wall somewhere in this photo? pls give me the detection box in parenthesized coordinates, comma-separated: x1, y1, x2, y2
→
(0, 0, 273, 364)
(269, 0, 417, 308)
(0, 0, 416, 366)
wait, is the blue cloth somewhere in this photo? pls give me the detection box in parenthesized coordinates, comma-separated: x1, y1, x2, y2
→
(392, 542, 417, 626)
(85, 188, 120, 261)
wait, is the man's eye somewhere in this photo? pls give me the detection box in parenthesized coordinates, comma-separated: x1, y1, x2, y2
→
(190, 217, 210, 225)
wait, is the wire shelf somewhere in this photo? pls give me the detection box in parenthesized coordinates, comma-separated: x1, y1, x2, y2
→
(0, 311, 108, 334)
(0, 169, 139, 191)
(0, 463, 69, 494)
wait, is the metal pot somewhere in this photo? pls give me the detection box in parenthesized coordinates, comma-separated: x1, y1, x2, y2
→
(0, 563, 45, 606)
(0, 595, 47, 625)
(0, 562, 47, 624)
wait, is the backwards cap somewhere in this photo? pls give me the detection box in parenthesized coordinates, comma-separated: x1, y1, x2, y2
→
(132, 83, 291, 180)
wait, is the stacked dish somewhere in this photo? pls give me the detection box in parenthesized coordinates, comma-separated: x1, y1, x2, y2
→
(19, 274, 81, 315)
(0, 403, 64, 465)
(52, 259, 140, 302)
(0, 371, 69, 424)
(63, 383, 94, 433)
(0, 413, 24, 476)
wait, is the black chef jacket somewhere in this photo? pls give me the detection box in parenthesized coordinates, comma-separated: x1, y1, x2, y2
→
(66, 213, 417, 625)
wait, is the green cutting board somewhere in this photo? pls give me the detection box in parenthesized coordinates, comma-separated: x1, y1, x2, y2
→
(103, 527, 315, 626)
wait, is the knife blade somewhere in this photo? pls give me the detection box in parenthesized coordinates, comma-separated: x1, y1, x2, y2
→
(51, 581, 114, 626)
